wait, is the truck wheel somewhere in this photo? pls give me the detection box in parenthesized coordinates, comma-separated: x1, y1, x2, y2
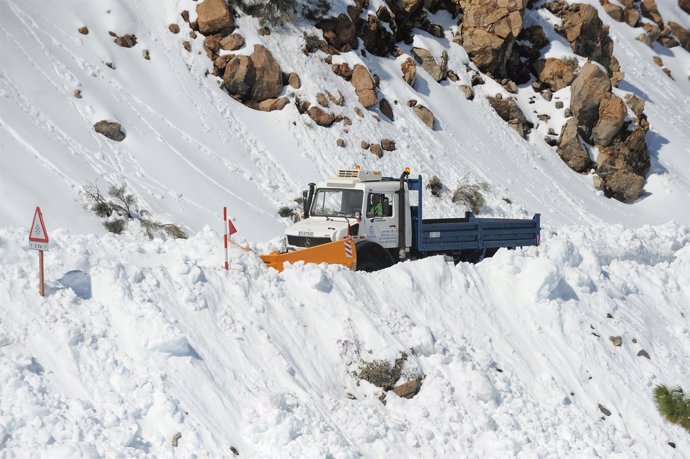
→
(355, 241, 394, 272)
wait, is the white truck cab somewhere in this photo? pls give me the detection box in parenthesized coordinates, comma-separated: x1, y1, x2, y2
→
(284, 169, 412, 253)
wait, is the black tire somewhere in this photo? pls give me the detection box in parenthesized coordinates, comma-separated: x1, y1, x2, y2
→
(355, 241, 395, 272)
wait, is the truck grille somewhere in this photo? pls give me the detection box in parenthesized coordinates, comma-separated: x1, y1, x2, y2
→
(287, 235, 332, 248)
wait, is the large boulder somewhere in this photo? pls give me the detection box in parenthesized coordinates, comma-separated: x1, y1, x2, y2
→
(456, 0, 527, 78)
(223, 55, 255, 99)
(249, 45, 283, 102)
(557, 118, 591, 173)
(308, 106, 337, 127)
(357, 14, 397, 56)
(316, 14, 358, 52)
(351, 64, 377, 108)
(569, 63, 611, 143)
(413, 104, 435, 129)
(595, 127, 650, 202)
(94, 120, 126, 142)
(640, 0, 664, 26)
(487, 95, 531, 139)
(411, 47, 447, 81)
(534, 58, 578, 91)
(196, 0, 234, 36)
(220, 33, 245, 51)
(592, 95, 627, 147)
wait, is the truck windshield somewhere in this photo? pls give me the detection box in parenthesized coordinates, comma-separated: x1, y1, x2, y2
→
(310, 188, 363, 218)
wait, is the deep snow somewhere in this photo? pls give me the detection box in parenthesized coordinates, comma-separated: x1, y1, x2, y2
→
(1, 0, 690, 457)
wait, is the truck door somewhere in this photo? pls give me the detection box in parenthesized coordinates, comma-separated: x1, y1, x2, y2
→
(364, 192, 398, 248)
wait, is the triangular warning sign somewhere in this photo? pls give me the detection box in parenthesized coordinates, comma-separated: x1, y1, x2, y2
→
(29, 207, 49, 243)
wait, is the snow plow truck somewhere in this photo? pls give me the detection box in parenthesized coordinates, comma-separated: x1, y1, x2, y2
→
(261, 168, 541, 272)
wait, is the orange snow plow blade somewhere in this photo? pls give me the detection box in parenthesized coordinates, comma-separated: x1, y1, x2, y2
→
(260, 238, 357, 272)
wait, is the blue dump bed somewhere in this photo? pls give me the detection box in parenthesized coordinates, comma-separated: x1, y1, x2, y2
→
(407, 177, 540, 254)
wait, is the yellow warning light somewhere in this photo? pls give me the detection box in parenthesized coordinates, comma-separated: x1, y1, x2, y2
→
(355, 164, 361, 170)
(404, 167, 411, 174)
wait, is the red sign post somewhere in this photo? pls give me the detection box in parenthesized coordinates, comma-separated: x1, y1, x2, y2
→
(28, 207, 49, 296)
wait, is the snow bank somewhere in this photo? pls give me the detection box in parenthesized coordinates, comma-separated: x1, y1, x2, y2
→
(0, 225, 688, 457)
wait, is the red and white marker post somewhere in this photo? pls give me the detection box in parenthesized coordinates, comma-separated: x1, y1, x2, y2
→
(28, 207, 49, 296)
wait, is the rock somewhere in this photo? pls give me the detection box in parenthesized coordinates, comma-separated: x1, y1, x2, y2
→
(308, 106, 336, 127)
(447, 70, 459, 81)
(256, 97, 289, 112)
(653, 55, 663, 66)
(196, 0, 234, 36)
(230, 445, 239, 455)
(557, 118, 591, 173)
(316, 14, 358, 52)
(143, 49, 150, 60)
(624, 8, 641, 27)
(172, 432, 182, 447)
(593, 174, 604, 190)
(94, 120, 126, 142)
(553, 3, 614, 73)
(407, 99, 417, 107)
(258, 27, 270, 36)
(544, 136, 558, 146)
(538, 114, 550, 122)
(332, 63, 353, 81)
(361, 140, 370, 150)
(221, 33, 245, 51)
(592, 96, 627, 147)
(487, 96, 531, 138)
(287, 73, 301, 89)
(169, 24, 180, 34)
(327, 91, 344, 106)
(248, 45, 283, 102)
(78, 26, 89, 35)
(401, 58, 417, 87)
(641, 0, 664, 26)
(411, 47, 445, 81)
(624, 94, 645, 117)
(105, 61, 115, 69)
(555, 101, 564, 109)
(681, 0, 690, 14)
(370, 144, 383, 157)
(392, 0, 423, 14)
(354, 107, 364, 117)
(351, 64, 377, 108)
(183, 41, 191, 52)
(181, 10, 190, 23)
(609, 336, 623, 347)
(413, 105, 435, 129)
(337, 138, 345, 147)
(379, 98, 394, 121)
(502, 80, 517, 93)
(381, 139, 396, 151)
(603, 169, 645, 202)
(601, 1, 624, 22)
(316, 93, 329, 108)
(460, 85, 474, 100)
(223, 55, 255, 99)
(534, 58, 578, 91)
(668, 22, 690, 51)
(74, 89, 82, 98)
(541, 89, 553, 102)
(114, 34, 137, 48)
(357, 14, 396, 56)
(637, 349, 651, 359)
(203, 34, 224, 58)
(392, 379, 422, 399)
(213, 54, 234, 76)
(598, 404, 612, 416)
(570, 63, 611, 143)
(456, 0, 527, 78)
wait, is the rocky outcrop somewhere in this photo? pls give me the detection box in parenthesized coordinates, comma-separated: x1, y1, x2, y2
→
(487, 95, 531, 138)
(569, 63, 611, 143)
(456, 0, 527, 78)
(222, 45, 284, 105)
(196, 0, 234, 36)
(410, 47, 447, 81)
(351, 64, 377, 108)
(94, 121, 126, 142)
(595, 129, 650, 201)
(534, 58, 578, 91)
(557, 118, 591, 172)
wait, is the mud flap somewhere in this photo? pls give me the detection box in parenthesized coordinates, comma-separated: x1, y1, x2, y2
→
(260, 238, 357, 272)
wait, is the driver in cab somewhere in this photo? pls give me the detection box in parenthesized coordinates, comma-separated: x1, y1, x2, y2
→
(367, 194, 384, 218)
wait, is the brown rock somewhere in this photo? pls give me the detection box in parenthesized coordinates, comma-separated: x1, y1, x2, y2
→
(114, 34, 137, 48)
(214, 54, 234, 76)
(624, 94, 645, 117)
(601, 1, 624, 22)
(624, 8, 641, 27)
(256, 97, 289, 112)
(487, 96, 531, 138)
(641, 0, 664, 26)
(287, 73, 301, 89)
(411, 47, 445, 81)
(316, 93, 329, 107)
(308, 106, 337, 127)
(74, 89, 82, 98)
(181, 10, 190, 23)
(223, 56, 255, 99)
(609, 336, 623, 346)
(681, 0, 690, 14)
(248, 45, 284, 102)
(392, 379, 422, 399)
(668, 22, 690, 51)
(316, 14, 358, 52)
(78, 26, 89, 35)
(534, 58, 578, 91)
(221, 33, 245, 51)
(447, 70, 459, 82)
(570, 63, 611, 142)
(503, 80, 517, 93)
(598, 404, 612, 416)
(401, 58, 417, 87)
(196, 0, 234, 36)
(169, 24, 180, 34)
(203, 34, 224, 58)
(602, 170, 645, 202)
(143, 49, 150, 60)
(460, 85, 474, 100)
(337, 138, 345, 148)
(354, 107, 364, 117)
(183, 41, 191, 52)
(592, 96, 627, 146)
(381, 139, 396, 151)
(370, 144, 383, 157)
(555, 3, 614, 72)
(379, 98, 394, 121)
(190, 30, 197, 39)
(351, 64, 377, 108)
(332, 63, 353, 81)
(94, 120, 126, 142)
(413, 105, 435, 129)
(361, 140, 371, 150)
(357, 14, 396, 56)
(327, 91, 344, 106)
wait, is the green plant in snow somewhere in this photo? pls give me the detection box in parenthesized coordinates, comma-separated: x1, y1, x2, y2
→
(654, 384, 690, 433)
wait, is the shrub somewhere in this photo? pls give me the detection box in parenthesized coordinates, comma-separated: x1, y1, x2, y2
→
(357, 354, 406, 390)
(230, 0, 296, 25)
(426, 175, 443, 197)
(302, 32, 326, 54)
(103, 218, 126, 234)
(302, 0, 331, 21)
(277, 206, 299, 222)
(654, 384, 690, 432)
(452, 182, 490, 214)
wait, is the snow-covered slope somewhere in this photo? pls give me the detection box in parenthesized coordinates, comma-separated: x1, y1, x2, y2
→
(1, 225, 689, 456)
(2, 0, 690, 457)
